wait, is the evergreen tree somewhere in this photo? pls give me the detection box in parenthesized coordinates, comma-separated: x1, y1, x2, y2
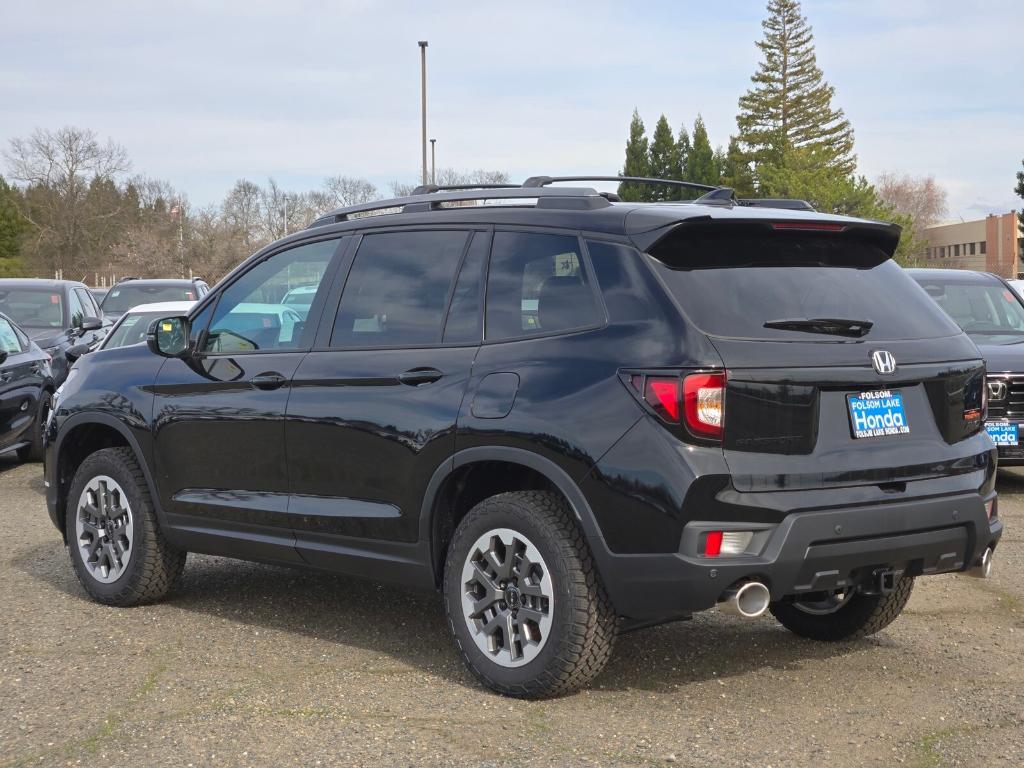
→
(720, 136, 756, 197)
(1015, 159, 1024, 237)
(648, 115, 680, 201)
(686, 115, 720, 189)
(0, 176, 29, 276)
(736, 0, 856, 177)
(675, 126, 693, 199)
(618, 109, 651, 201)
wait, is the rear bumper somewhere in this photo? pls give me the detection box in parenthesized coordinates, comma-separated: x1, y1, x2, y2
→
(596, 491, 1002, 623)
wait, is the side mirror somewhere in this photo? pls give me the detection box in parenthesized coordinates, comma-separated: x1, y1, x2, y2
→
(80, 316, 102, 332)
(66, 343, 92, 362)
(146, 315, 191, 358)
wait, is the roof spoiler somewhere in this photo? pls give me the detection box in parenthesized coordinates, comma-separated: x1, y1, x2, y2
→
(634, 218, 904, 258)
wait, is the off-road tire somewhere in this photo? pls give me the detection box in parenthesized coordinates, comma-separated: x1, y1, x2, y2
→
(66, 447, 186, 605)
(17, 390, 51, 462)
(443, 490, 616, 698)
(769, 577, 915, 641)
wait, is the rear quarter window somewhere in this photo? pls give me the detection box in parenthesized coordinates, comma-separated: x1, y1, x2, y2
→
(650, 229, 962, 341)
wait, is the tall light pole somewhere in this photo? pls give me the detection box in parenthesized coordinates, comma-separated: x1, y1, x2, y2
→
(418, 41, 429, 185)
(430, 138, 436, 185)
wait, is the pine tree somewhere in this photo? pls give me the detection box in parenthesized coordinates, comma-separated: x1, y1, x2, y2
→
(0, 176, 29, 276)
(1015, 159, 1024, 237)
(675, 126, 693, 199)
(648, 115, 680, 201)
(737, 0, 856, 177)
(686, 115, 720, 189)
(618, 109, 651, 202)
(720, 136, 756, 197)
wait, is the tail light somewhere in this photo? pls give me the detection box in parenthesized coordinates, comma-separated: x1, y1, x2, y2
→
(627, 370, 726, 441)
(684, 372, 725, 439)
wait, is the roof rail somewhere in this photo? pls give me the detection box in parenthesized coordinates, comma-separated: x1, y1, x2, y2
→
(523, 175, 719, 194)
(310, 186, 608, 227)
(411, 182, 520, 196)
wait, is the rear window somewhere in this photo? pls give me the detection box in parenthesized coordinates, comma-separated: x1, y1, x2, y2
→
(101, 284, 197, 314)
(650, 230, 961, 341)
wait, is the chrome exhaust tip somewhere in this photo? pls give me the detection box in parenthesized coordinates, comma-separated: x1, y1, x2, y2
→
(719, 581, 771, 619)
(967, 548, 993, 579)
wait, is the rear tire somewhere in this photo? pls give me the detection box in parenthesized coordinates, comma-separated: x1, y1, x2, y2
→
(65, 447, 186, 606)
(16, 391, 50, 462)
(769, 577, 914, 641)
(443, 491, 616, 698)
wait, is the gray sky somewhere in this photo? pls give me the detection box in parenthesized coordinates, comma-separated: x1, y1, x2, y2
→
(2, 0, 1020, 219)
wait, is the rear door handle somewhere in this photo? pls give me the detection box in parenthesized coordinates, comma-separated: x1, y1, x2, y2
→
(250, 372, 288, 390)
(398, 367, 443, 386)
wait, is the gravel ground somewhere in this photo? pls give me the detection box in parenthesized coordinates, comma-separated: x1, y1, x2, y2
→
(1, 456, 1021, 767)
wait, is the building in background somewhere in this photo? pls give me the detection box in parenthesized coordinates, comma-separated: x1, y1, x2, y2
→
(922, 211, 1022, 277)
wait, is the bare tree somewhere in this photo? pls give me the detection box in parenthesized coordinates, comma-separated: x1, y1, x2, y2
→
(4, 126, 130, 275)
(322, 175, 379, 208)
(391, 169, 511, 199)
(875, 172, 948, 239)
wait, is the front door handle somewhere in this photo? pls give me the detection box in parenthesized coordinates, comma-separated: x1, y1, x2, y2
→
(398, 367, 443, 386)
(250, 372, 287, 390)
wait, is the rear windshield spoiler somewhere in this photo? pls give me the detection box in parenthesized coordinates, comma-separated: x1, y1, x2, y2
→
(633, 217, 903, 260)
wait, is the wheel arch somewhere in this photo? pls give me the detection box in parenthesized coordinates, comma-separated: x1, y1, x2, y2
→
(52, 413, 159, 543)
(420, 446, 610, 587)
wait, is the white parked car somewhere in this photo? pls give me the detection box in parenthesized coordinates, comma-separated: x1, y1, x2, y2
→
(97, 301, 197, 351)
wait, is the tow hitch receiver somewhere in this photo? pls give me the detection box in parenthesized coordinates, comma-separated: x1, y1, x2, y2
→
(871, 568, 900, 595)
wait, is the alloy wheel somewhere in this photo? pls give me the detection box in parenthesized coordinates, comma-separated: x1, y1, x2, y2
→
(460, 528, 554, 668)
(75, 475, 134, 584)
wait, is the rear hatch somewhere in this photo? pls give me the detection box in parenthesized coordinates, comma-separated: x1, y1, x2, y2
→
(646, 220, 987, 491)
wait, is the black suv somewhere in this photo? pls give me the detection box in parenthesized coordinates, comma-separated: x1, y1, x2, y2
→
(98, 277, 209, 322)
(45, 177, 1002, 698)
(0, 279, 106, 386)
(909, 268, 1024, 466)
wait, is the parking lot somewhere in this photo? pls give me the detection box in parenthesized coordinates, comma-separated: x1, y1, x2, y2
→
(0, 456, 1019, 768)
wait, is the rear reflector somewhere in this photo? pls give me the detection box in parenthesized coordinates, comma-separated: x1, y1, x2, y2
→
(704, 531, 723, 557)
(683, 373, 725, 439)
(702, 530, 754, 557)
(986, 499, 996, 520)
(643, 376, 681, 422)
(771, 221, 846, 232)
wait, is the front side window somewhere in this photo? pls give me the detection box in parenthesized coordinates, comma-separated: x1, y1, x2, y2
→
(67, 289, 85, 328)
(0, 318, 23, 354)
(486, 232, 602, 341)
(331, 230, 469, 348)
(204, 238, 340, 353)
(76, 288, 100, 318)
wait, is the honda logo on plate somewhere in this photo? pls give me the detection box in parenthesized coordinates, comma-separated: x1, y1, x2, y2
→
(872, 350, 897, 375)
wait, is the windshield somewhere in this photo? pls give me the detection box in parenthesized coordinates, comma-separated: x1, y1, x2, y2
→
(650, 230, 961, 341)
(0, 287, 65, 328)
(101, 284, 197, 314)
(911, 277, 1024, 343)
(102, 311, 168, 349)
(283, 288, 316, 307)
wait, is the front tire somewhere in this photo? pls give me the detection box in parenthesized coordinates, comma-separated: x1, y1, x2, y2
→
(769, 577, 915, 641)
(65, 447, 186, 606)
(443, 491, 616, 698)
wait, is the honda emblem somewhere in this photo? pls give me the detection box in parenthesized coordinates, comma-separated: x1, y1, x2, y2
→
(988, 380, 1008, 401)
(872, 350, 896, 375)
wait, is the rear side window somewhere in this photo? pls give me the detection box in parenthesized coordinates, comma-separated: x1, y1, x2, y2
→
(331, 230, 469, 348)
(650, 229, 962, 341)
(486, 232, 602, 340)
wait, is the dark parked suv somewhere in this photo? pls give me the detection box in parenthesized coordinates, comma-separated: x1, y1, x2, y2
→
(45, 177, 1002, 698)
(909, 268, 1024, 466)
